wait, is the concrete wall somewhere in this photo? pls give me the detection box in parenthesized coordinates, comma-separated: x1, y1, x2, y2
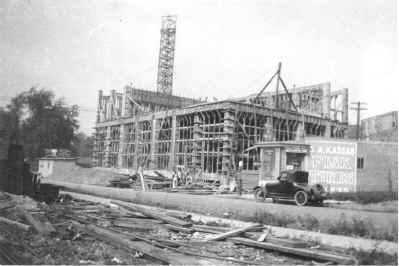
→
(361, 111, 398, 142)
(356, 141, 398, 192)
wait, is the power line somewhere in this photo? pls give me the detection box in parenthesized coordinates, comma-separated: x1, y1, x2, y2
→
(350, 101, 367, 140)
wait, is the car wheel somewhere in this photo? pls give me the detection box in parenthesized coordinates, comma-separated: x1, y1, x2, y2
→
(272, 198, 278, 203)
(294, 190, 308, 206)
(254, 188, 265, 202)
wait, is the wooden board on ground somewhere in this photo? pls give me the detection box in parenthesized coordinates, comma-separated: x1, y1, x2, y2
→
(16, 206, 55, 235)
(162, 223, 195, 234)
(206, 223, 262, 241)
(112, 217, 163, 224)
(72, 221, 206, 265)
(0, 216, 30, 231)
(112, 221, 155, 231)
(194, 224, 309, 248)
(111, 201, 192, 228)
(230, 237, 355, 265)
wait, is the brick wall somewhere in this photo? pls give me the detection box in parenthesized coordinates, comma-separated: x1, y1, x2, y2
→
(356, 141, 398, 192)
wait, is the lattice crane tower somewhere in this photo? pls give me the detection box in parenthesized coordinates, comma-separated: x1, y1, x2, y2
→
(156, 15, 177, 95)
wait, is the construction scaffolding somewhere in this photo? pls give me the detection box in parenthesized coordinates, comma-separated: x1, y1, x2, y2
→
(93, 84, 349, 181)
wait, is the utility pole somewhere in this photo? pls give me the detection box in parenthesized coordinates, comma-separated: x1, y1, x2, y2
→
(350, 102, 367, 140)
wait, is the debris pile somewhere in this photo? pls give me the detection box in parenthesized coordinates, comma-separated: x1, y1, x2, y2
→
(0, 189, 358, 265)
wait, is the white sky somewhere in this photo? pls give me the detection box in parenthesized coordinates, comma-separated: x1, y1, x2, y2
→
(0, 0, 397, 134)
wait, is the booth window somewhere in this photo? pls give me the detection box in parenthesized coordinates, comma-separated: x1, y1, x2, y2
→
(357, 157, 364, 169)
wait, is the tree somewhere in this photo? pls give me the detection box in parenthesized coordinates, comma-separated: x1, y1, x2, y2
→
(74, 132, 94, 157)
(7, 87, 79, 163)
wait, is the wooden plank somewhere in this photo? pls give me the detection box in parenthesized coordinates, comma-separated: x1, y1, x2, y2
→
(113, 217, 162, 224)
(0, 202, 16, 211)
(0, 216, 30, 231)
(111, 228, 256, 265)
(257, 232, 268, 242)
(205, 223, 262, 241)
(111, 201, 192, 228)
(194, 225, 309, 248)
(266, 237, 309, 248)
(162, 224, 195, 234)
(16, 206, 55, 235)
(0, 237, 27, 265)
(72, 221, 202, 265)
(230, 237, 355, 265)
(112, 221, 155, 231)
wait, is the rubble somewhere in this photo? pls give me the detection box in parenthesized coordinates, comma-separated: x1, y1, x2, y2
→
(0, 189, 361, 265)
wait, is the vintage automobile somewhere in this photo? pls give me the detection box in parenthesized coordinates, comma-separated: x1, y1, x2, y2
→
(253, 170, 328, 206)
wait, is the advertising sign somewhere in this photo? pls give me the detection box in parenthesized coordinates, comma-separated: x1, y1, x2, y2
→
(306, 140, 357, 192)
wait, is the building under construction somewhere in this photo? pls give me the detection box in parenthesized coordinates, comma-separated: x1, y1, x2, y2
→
(92, 16, 349, 181)
(93, 82, 348, 176)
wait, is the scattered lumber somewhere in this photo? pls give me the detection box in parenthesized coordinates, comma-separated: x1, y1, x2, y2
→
(194, 224, 309, 248)
(141, 237, 257, 265)
(111, 201, 192, 228)
(193, 224, 222, 234)
(0, 216, 30, 231)
(111, 228, 255, 265)
(230, 237, 355, 265)
(206, 223, 262, 241)
(162, 224, 195, 234)
(0, 237, 26, 265)
(16, 206, 55, 235)
(265, 237, 309, 248)
(0, 201, 16, 211)
(112, 221, 155, 231)
(72, 221, 202, 265)
(113, 217, 162, 224)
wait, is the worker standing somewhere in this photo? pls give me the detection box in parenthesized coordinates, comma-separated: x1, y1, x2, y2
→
(238, 160, 243, 196)
(172, 167, 178, 188)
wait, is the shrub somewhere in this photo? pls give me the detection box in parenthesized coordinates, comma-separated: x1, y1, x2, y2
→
(350, 248, 398, 265)
(329, 191, 397, 204)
